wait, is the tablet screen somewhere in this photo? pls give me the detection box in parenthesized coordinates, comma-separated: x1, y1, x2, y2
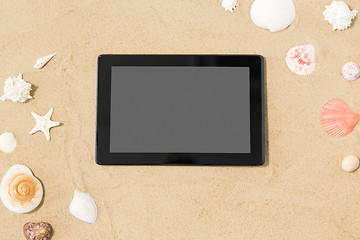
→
(110, 66, 250, 153)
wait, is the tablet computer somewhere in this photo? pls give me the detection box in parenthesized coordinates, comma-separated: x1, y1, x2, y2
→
(96, 55, 264, 166)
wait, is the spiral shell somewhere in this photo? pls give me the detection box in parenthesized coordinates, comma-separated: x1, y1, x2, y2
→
(0, 165, 43, 213)
(33, 53, 56, 69)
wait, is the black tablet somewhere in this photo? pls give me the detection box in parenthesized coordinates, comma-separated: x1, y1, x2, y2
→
(96, 55, 264, 166)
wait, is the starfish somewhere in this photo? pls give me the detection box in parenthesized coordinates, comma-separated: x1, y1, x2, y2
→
(29, 108, 60, 141)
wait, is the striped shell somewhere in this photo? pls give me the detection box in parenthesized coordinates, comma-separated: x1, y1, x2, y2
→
(286, 44, 317, 75)
(33, 53, 56, 69)
(342, 62, 360, 81)
(321, 99, 359, 137)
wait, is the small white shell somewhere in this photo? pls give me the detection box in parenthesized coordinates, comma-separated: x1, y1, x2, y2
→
(0, 132, 16, 153)
(0, 165, 43, 213)
(69, 190, 98, 224)
(222, 0, 237, 12)
(0, 73, 32, 103)
(33, 53, 56, 69)
(342, 155, 359, 172)
(342, 62, 360, 81)
(250, 0, 296, 32)
(323, 1, 358, 31)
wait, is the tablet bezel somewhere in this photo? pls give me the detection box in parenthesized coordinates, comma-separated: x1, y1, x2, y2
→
(96, 55, 264, 166)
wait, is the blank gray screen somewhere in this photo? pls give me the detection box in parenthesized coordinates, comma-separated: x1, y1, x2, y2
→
(110, 67, 250, 153)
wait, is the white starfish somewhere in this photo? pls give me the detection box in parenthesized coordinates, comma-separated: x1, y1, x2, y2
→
(29, 108, 60, 141)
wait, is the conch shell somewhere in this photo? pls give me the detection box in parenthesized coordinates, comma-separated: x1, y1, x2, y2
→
(23, 222, 52, 240)
(323, 1, 357, 31)
(0, 73, 32, 103)
(33, 53, 56, 69)
(0, 165, 43, 213)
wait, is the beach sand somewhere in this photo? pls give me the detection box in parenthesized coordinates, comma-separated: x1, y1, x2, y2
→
(0, 0, 360, 239)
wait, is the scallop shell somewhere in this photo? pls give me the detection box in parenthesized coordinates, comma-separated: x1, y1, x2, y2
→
(23, 222, 52, 240)
(323, 1, 357, 31)
(342, 155, 359, 172)
(33, 53, 56, 69)
(250, 0, 296, 32)
(286, 44, 317, 75)
(222, 0, 237, 12)
(321, 99, 359, 137)
(69, 190, 98, 224)
(0, 165, 43, 213)
(342, 62, 360, 81)
(0, 132, 16, 153)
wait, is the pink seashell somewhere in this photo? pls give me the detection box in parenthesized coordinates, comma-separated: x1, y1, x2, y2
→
(286, 44, 317, 75)
(342, 62, 360, 81)
(321, 99, 359, 137)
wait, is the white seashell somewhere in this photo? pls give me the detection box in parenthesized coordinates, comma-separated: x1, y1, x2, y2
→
(323, 1, 357, 31)
(0, 165, 43, 213)
(0, 132, 16, 153)
(222, 0, 237, 12)
(342, 62, 360, 81)
(33, 53, 56, 69)
(0, 73, 32, 103)
(69, 190, 98, 224)
(342, 155, 359, 172)
(250, 0, 296, 32)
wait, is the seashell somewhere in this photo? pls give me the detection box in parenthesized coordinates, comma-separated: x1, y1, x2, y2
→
(323, 1, 357, 31)
(342, 155, 359, 172)
(0, 73, 32, 103)
(250, 0, 296, 32)
(342, 62, 360, 81)
(321, 99, 359, 137)
(222, 0, 237, 12)
(33, 53, 56, 69)
(0, 165, 43, 213)
(23, 222, 52, 240)
(286, 44, 317, 75)
(69, 190, 98, 224)
(0, 132, 16, 153)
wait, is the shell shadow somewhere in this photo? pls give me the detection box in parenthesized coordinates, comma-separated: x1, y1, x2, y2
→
(28, 84, 38, 102)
